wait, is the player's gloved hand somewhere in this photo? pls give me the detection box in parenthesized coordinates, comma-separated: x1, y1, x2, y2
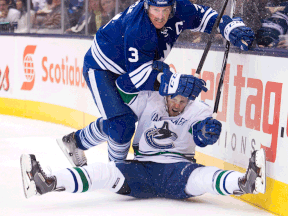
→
(228, 18, 255, 51)
(193, 117, 222, 147)
(220, 16, 254, 51)
(256, 26, 280, 47)
(256, 6, 288, 47)
(159, 71, 208, 100)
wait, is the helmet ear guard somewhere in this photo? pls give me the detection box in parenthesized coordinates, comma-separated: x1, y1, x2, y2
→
(144, 0, 177, 19)
(144, 0, 149, 11)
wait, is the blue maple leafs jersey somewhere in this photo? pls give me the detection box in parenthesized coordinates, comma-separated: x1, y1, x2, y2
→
(84, 0, 230, 93)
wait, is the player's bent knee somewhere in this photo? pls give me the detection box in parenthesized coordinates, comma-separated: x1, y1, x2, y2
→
(87, 162, 128, 193)
(107, 113, 137, 144)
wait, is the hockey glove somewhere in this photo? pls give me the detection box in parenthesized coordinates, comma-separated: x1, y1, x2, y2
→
(220, 16, 254, 51)
(256, 6, 288, 47)
(159, 72, 208, 100)
(193, 117, 222, 147)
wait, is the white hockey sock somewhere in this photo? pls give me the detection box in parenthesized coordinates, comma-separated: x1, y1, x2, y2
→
(107, 138, 130, 161)
(54, 162, 125, 193)
(78, 118, 108, 149)
(213, 170, 245, 195)
(185, 166, 245, 196)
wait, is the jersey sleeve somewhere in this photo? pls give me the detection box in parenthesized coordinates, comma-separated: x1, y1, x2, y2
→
(177, 0, 235, 36)
(176, 0, 218, 33)
(116, 14, 160, 94)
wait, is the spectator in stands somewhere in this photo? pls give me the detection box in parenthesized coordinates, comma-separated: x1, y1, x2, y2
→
(67, 0, 84, 27)
(16, 0, 26, 17)
(118, 0, 136, 12)
(33, 0, 70, 30)
(32, 0, 47, 12)
(0, 0, 20, 23)
(8, 0, 16, 9)
(234, 0, 271, 34)
(66, 0, 102, 35)
(100, 0, 115, 24)
(255, 1, 288, 48)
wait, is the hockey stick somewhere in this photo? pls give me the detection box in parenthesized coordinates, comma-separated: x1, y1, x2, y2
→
(212, 0, 237, 119)
(194, 0, 230, 78)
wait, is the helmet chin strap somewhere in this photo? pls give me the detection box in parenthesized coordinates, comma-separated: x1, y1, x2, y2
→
(164, 96, 169, 114)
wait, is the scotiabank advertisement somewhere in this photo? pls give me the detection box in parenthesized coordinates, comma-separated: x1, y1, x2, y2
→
(166, 49, 288, 187)
(0, 36, 99, 117)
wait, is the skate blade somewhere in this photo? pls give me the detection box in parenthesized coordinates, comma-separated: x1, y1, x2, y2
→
(56, 139, 76, 167)
(20, 154, 37, 198)
(255, 149, 266, 194)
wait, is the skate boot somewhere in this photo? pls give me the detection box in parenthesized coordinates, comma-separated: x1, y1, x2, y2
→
(233, 149, 266, 196)
(20, 154, 64, 198)
(57, 132, 87, 167)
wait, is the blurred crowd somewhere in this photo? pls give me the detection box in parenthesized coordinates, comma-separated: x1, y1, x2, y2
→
(0, 0, 136, 34)
(0, 0, 288, 50)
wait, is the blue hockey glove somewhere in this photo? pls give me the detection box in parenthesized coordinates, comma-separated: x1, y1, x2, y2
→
(220, 16, 254, 51)
(193, 117, 222, 147)
(256, 6, 288, 47)
(159, 72, 208, 100)
(228, 18, 255, 51)
(256, 26, 281, 47)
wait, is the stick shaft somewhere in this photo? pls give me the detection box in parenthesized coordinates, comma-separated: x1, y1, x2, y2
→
(213, 0, 237, 115)
(195, 0, 230, 76)
(213, 41, 230, 114)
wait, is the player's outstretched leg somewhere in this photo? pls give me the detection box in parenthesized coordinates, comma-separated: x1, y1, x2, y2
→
(57, 132, 87, 167)
(185, 149, 266, 197)
(234, 149, 266, 195)
(20, 154, 64, 199)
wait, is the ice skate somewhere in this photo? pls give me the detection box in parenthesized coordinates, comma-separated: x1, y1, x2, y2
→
(20, 154, 64, 199)
(57, 132, 87, 167)
(233, 149, 266, 196)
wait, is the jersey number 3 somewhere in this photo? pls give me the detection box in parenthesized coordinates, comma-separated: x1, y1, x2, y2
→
(128, 47, 139, 62)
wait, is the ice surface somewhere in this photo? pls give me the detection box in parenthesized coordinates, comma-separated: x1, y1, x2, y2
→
(0, 114, 272, 216)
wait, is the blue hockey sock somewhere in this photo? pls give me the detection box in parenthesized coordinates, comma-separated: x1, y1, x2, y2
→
(75, 118, 108, 150)
(107, 138, 131, 161)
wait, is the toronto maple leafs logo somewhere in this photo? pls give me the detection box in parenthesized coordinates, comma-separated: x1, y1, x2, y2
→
(159, 43, 171, 61)
(145, 122, 178, 149)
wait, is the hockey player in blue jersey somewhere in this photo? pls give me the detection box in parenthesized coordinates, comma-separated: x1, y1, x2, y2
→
(20, 93, 266, 200)
(57, 0, 255, 165)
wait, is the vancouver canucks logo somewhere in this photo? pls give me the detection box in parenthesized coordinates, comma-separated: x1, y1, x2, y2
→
(145, 122, 178, 149)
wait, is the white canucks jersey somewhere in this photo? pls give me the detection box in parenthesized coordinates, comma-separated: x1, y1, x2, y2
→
(128, 91, 213, 163)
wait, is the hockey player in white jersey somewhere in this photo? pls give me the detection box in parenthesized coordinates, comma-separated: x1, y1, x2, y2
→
(57, 0, 256, 164)
(21, 92, 266, 200)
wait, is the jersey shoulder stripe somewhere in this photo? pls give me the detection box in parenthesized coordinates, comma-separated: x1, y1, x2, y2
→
(92, 38, 125, 75)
